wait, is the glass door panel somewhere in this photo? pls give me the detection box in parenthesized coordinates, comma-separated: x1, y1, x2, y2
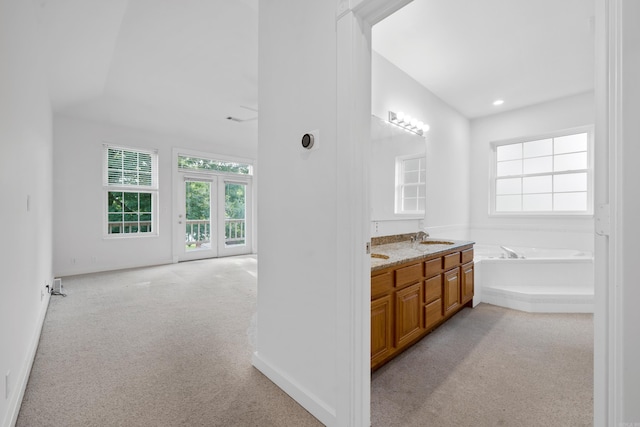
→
(177, 177, 217, 261)
(224, 182, 246, 248)
(185, 180, 212, 251)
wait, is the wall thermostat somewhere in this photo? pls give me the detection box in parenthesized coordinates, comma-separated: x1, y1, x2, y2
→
(301, 133, 314, 149)
(300, 130, 319, 151)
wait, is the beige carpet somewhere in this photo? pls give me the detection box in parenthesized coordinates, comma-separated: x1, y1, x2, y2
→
(17, 256, 593, 426)
(17, 255, 322, 427)
(371, 304, 593, 427)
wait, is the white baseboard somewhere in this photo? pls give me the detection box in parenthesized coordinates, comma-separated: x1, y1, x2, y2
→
(3, 293, 50, 427)
(252, 352, 336, 426)
(54, 258, 174, 278)
(482, 286, 594, 313)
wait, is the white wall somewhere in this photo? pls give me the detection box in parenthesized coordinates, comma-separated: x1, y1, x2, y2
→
(53, 115, 256, 277)
(254, 1, 339, 425)
(372, 53, 471, 239)
(0, 1, 53, 425)
(621, 0, 640, 420)
(469, 92, 595, 251)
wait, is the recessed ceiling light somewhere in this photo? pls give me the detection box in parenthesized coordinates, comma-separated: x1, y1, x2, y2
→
(493, 99, 504, 106)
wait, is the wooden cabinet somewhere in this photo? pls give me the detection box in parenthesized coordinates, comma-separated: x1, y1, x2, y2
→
(395, 262, 422, 288)
(443, 267, 461, 315)
(371, 271, 393, 299)
(371, 243, 474, 370)
(395, 282, 423, 347)
(461, 261, 474, 305)
(371, 294, 393, 367)
(424, 275, 443, 330)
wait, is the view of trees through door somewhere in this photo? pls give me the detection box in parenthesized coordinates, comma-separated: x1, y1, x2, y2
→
(176, 153, 252, 260)
(185, 180, 212, 251)
(224, 182, 247, 247)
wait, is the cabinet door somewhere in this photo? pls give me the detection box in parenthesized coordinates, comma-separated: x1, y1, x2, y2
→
(424, 298, 443, 330)
(371, 294, 392, 367)
(395, 282, 423, 348)
(443, 268, 461, 315)
(461, 261, 474, 305)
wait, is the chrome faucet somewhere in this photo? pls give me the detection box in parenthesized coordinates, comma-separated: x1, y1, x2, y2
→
(500, 245, 520, 259)
(414, 230, 430, 242)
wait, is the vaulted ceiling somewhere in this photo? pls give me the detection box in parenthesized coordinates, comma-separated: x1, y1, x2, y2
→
(33, 0, 594, 151)
(33, 0, 258, 149)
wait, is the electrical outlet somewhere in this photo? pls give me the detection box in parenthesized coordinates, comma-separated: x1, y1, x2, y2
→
(5, 371, 10, 400)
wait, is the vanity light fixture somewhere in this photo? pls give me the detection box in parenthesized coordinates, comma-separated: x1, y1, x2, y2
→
(388, 111, 430, 136)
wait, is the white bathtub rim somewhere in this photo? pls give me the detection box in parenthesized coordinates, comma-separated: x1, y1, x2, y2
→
(472, 244, 595, 314)
(475, 257, 593, 265)
(472, 243, 593, 260)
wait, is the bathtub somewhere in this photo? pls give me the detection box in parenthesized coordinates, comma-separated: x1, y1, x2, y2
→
(473, 244, 594, 313)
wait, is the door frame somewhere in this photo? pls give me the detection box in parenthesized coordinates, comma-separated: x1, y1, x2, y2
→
(335, 1, 412, 425)
(336, 0, 614, 425)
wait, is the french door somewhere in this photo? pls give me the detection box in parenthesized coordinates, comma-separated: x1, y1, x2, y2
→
(178, 176, 217, 261)
(176, 173, 252, 262)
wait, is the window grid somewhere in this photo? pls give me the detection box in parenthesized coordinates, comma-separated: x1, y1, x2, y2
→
(493, 131, 591, 214)
(104, 145, 158, 236)
(397, 155, 426, 214)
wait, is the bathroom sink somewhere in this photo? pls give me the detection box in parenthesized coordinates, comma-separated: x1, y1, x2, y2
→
(419, 240, 455, 245)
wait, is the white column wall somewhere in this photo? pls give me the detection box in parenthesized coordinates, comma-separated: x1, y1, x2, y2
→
(254, 1, 339, 425)
(53, 115, 256, 277)
(0, 1, 53, 425)
(469, 92, 596, 251)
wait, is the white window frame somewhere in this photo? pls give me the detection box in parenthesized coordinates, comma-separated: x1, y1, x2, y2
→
(489, 126, 594, 217)
(395, 153, 426, 216)
(103, 144, 159, 238)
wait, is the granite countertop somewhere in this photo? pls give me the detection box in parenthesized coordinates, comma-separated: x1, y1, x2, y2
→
(370, 238, 475, 272)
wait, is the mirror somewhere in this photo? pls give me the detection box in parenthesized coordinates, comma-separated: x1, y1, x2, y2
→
(370, 115, 426, 221)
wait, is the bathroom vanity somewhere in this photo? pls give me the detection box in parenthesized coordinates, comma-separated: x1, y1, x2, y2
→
(370, 235, 474, 370)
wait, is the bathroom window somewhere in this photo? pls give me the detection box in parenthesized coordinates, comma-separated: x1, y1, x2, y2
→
(104, 145, 158, 236)
(490, 127, 593, 215)
(396, 154, 426, 215)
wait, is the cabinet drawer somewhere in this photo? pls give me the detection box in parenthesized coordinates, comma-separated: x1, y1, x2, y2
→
(371, 272, 393, 298)
(424, 275, 442, 303)
(443, 252, 461, 270)
(424, 298, 443, 330)
(424, 257, 442, 278)
(461, 248, 474, 264)
(395, 263, 422, 287)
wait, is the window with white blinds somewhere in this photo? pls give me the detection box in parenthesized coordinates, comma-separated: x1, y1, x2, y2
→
(491, 128, 593, 215)
(103, 145, 158, 236)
